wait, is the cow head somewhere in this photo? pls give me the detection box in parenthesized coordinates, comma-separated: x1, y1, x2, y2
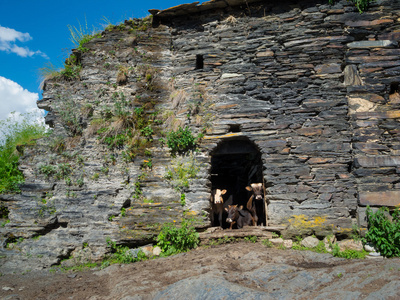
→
(225, 205, 242, 223)
(212, 189, 227, 204)
(246, 183, 264, 201)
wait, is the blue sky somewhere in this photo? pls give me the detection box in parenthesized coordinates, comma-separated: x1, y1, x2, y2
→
(0, 0, 196, 123)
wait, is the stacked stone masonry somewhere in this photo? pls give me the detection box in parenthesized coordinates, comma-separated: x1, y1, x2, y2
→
(1, 0, 400, 272)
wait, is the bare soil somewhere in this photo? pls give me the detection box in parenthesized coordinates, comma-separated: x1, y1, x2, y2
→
(1, 242, 400, 300)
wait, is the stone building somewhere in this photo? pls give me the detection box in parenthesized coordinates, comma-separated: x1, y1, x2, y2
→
(1, 0, 400, 272)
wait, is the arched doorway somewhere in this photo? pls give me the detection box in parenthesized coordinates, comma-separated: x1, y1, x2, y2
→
(210, 137, 265, 227)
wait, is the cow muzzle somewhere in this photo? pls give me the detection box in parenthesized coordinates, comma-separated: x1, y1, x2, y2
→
(226, 218, 233, 223)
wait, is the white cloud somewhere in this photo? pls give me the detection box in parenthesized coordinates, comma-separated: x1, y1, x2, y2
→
(0, 25, 48, 58)
(0, 76, 44, 121)
(0, 26, 31, 42)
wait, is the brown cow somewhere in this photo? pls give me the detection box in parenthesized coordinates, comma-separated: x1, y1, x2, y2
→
(210, 189, 227, 228)
(246, 183, 266, 226)
(225, 205, 254, 229)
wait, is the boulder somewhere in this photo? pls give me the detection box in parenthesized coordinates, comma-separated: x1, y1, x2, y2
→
(301, 236, 320, 248)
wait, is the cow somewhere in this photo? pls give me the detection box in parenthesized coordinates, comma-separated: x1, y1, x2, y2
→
(246, 183, 267, 226)
(210, 189, 229, 228)
(225, 205, 254, 229)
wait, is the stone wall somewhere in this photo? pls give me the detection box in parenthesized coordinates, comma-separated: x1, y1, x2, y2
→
(1, 0, 400, 272)
(159, 0, 400, 235)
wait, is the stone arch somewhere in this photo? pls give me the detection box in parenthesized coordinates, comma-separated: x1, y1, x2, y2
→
(209, 136, 265, 227)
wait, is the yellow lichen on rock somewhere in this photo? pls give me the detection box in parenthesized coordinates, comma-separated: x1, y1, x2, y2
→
(287, 215, 327, 228)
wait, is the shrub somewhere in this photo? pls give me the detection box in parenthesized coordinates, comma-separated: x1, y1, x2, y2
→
(364, 206, 400, 258)
(167, 126, 202, 156)
(0, 112, 47, 193)
(156, 220, 199, 256)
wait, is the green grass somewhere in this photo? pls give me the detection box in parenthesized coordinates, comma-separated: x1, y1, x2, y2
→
(68, 18, 101, 52)
(0, 112, 48, 193)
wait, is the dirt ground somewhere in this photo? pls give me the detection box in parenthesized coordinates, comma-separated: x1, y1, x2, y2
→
(1, 241, 400, 300)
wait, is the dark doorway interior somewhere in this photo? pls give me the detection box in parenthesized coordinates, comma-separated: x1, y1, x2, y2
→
(210, 138, 264, 227)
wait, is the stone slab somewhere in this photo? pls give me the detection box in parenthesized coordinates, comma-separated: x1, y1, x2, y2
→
(347, 40, 397, 49)
(354, 156, 400, 168)
(359, 191, 400, 207)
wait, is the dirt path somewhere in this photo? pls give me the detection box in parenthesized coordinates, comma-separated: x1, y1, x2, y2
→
(1, 242, 400, 299)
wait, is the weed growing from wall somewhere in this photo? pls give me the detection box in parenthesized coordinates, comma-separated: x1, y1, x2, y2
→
(0, 204, 10, 227)
(55, 95, 83, 136)
(164, 153, 200, 192)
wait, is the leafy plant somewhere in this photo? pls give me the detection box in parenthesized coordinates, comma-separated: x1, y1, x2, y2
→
(262, 239, 274, 248)
(38, 164, 57, 178)
(167, 126, 202, 156)
(121, 207, 126, 217)
(132, 180, 143, 199)
(37, 199, 56, 218)
(141, 158, 152, 169)
(364, 206, 400, 258)
(156, 220, 199, 256)
(244, 236, 258, 243)
(140, 126, 153, 140)
(56, 163, 72, 180)
(76, 176, 84, 187)
(180, 193, 186, 206)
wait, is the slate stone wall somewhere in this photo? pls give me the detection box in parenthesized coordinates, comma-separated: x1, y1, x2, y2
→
(154, 0, 400, 234)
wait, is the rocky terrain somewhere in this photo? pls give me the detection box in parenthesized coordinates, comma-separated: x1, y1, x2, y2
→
(1, 242, 400, 299)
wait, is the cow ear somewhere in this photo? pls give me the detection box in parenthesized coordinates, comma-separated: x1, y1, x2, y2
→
(221, 189, 227, 194)
(245, 186, 252, 191)
(225, 207, 228, 212)
(256, 183, 262, 188)
(238, 205, 243, 210)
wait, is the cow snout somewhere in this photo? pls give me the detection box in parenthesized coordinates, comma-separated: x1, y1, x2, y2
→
(255, 195, 263, 200)
(226, 218, 233, 223)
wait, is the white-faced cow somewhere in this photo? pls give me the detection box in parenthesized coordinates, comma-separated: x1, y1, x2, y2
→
(225, 205, 254, 229)
(246, 183, 267, 226)
(211, 189, 228, 228)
